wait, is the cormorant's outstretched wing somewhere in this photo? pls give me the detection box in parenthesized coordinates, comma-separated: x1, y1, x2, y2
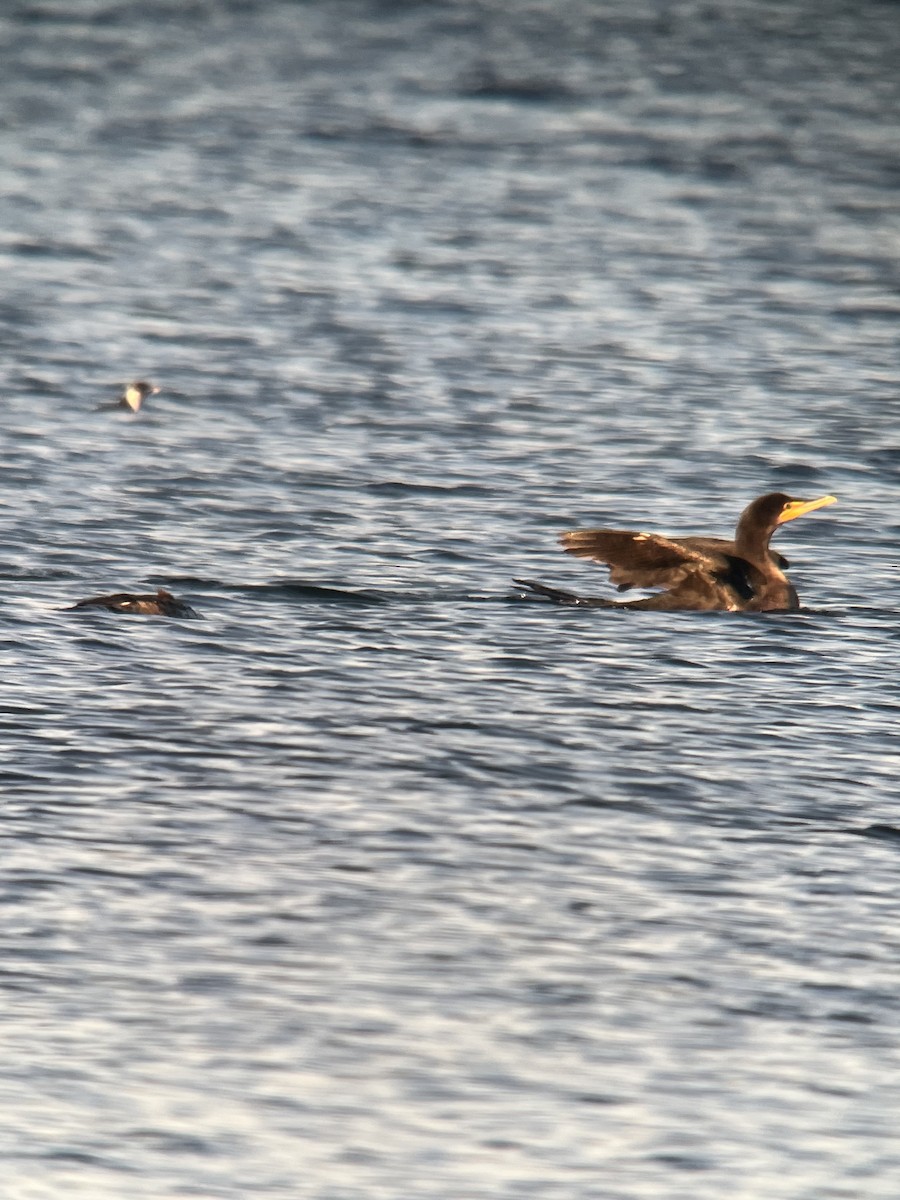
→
(558, 529, 762, 608)
(559, 529, 733, 590)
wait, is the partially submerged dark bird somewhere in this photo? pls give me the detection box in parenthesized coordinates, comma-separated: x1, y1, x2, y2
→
(97, 380, 159, 413)
(515, 492, 836, 612)
(66, 588, 200, 618)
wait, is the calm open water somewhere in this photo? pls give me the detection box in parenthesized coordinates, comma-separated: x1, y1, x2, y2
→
(1, 1, 900, 1197)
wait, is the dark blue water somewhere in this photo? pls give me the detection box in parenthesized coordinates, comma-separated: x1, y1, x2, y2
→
(2, 2, 900, 1197)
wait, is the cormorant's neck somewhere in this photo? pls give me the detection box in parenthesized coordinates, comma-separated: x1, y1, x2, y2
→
(733, 522, 774, 569)
(733, 513, 796, 610)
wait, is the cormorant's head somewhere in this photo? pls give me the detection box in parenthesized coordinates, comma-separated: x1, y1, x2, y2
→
(737, 492, 836, 543)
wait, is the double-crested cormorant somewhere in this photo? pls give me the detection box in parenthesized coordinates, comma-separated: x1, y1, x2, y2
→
(66, 588, 200, 618)
(515, 492, 836, 612)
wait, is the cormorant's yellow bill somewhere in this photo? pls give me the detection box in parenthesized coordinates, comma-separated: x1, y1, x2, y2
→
(775, 495, 837, 524)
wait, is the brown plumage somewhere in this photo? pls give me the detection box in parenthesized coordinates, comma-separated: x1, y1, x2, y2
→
(66, 588, 200, 618)
(516, 492, 836, 612)
(595, 535, 788, 592)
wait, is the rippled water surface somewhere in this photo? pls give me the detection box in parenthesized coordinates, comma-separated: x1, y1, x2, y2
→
(2, 1, 900, 1197)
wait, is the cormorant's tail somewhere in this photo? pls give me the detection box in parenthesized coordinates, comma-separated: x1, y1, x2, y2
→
(513, 579, 609, 606)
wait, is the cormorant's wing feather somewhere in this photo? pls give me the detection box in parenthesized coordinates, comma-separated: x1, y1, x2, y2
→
(560, 529, 732, 591)
(611, 556, 756, 611)
(560, 529, 786, 593)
